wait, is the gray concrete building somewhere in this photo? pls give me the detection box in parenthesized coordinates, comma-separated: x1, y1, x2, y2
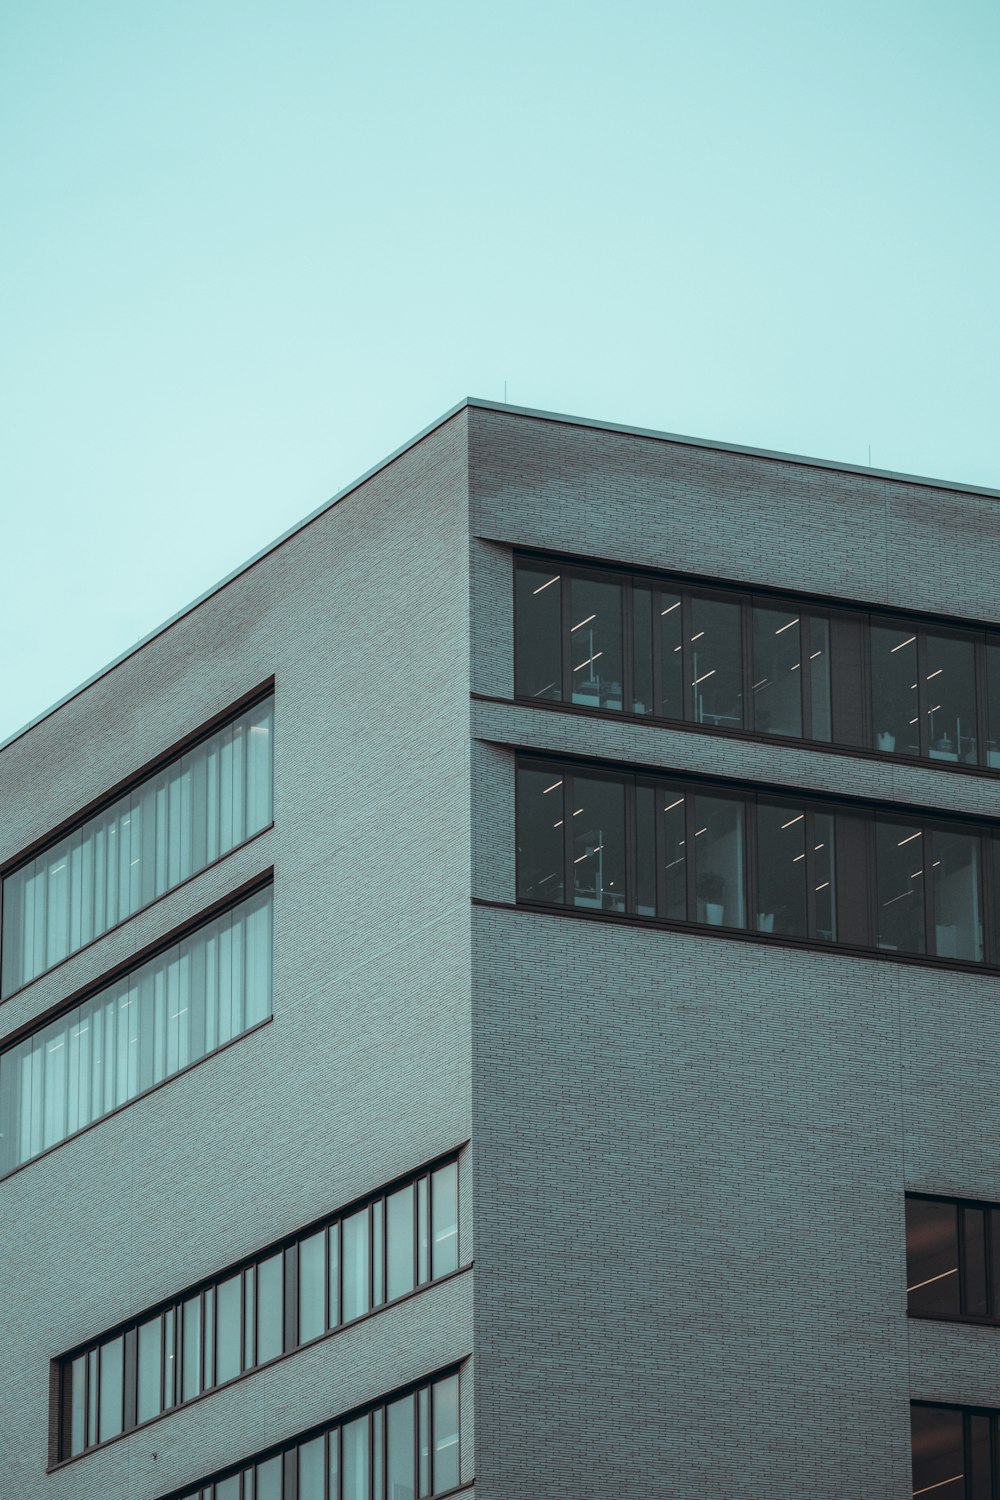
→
(2, 399, 999, 1499)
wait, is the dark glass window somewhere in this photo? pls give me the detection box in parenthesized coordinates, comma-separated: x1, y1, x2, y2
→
(571, 775, 626, 914)
(690, 594, 742, 728)
(514, 561, 562, 702)
(906, 1195, 1000, 1323)
(870, 625, 919, 757)
(160, 1371, 462, 1500)
(56, 1157, 462, 1461)
(752, 605, 802, 738)
(569, 574, 624, 711)
(515, 767, 565, 904)
(692, 793, 745, 929)
(756, 803, 807, 938)
(926, 632, 978, 763)
(987, 641, 1000, 769)
(875, 821, 926, 955)
(911, 1405, 966, 1499)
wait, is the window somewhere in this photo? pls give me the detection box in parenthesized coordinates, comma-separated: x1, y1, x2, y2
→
(1, 693, 274, 996)
(911, 1403, 997, 1498)
(0, 885, 273, 1178)
(516, 756, 1000, 970)
(163, 1370, 461, 1500)
(55, 1156, 460, 1460)
(513, 554, 1000, 775)
(906, 1195, 1000, 1324)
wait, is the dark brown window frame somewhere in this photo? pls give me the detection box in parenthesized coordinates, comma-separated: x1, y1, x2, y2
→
(51, 1148, 467, 1467)
(512, 549, 1000, 781)
(513, 750, 1000, 977)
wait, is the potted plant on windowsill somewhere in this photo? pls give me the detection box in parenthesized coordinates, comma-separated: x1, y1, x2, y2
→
(876, 730, 895, 752)
(697, 871, 726, 926)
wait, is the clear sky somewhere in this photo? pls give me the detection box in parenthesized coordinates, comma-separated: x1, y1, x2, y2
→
(1, 0, 997, 745)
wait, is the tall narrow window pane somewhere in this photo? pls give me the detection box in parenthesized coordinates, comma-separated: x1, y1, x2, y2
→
(98, 1335, 124, 1443)
(659, 790, 686, 923)
(299, 1435, 325, 1500)
(137, 1315, 163, 1424)
(632, 583, 653, 714)
(932, 829, 982, 962)
(342, 1209, 370, 1323)
(690, 595, 743, 728)
(388, 1394, 416, 1500)
(962, 1207, 989, 1318)
(569, 575, 623, 710)
(571, 776, 626, 913)
(257, 1251, 284, 1363)
(182, 1294, 202, 1401)
(906, 1199, 960, 1317)
(432, 1375, 460, 1493)
(910, 1405, 965, 1499)
(870, 625, 919, 756)
(807, 615, 832, 742)
(657, 591, 684, 720)
(926, 632, 977, 763)
(516, 767, 564, 904)
(635, 784, 656, 917)
(431, 1162, 459, 1278)
(755, 804, 806, 938)
(343, 1414, 370, 1500)
(387, 1184, 416, 1301)
(299, 1230, 327, 1344)
(752, 605, 802, 738)
(514, 562, 562, 702)
(372, 1202, 384, 1308)
(256, 1455, 283, 1500)
(693, 796, 745, 929)
(215, 1272, 242, 1385)
(813, 813, 836, 942)
(328, 1225, 340, 1329)
(417, 1177, 429, 1285)
(876, 821, 926, 955)
(987, 640, 1000, 769)
(69, 1355, 86, 1455)
(968, 1413, 992, 1500)
(418, 1387, 430, 1497)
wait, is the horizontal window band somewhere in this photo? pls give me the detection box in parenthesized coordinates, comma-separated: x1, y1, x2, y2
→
(472, 690, 1000, 787)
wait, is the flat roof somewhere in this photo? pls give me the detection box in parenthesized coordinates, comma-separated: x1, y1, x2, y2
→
(3, 396, 998, 754)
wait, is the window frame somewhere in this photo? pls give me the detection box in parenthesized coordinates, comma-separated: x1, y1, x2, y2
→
(512, 550, 1000, 780)
(906, 1192, 1000, 1329)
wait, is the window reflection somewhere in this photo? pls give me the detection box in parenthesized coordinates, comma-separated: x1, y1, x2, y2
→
(569, 576, 623, 710)
(514, 562, 562, 702)
(756, 804, 806, 938)
(660, 792, 687, 923)
(752, 607, 802, 738)
(515, 768, 564, 904)
(870, 626, 919, 756)
(910, 1405, 965, 1499)
(658, 590, 684, 719)
(876, 822, 926, 955)
(932, 830, 982, 962)
(690, 596, 743, 728)
(813, 813, 836, 942)
(693, 795, 745, 929)
(987, 642, 1000, 769)
(572, 777, 626, 913)
(906, 1199, 960, 1318)
(926, 633, 977, 763)
(808, 616, 832, 742)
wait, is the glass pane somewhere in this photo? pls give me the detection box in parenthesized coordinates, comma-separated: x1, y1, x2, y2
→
(870, 625, 919, 757)
(432, 1375, 460, 1493)
(635, 783, 656, 917)
(216, 1476, 240, 1500)
(656, 590, 684, 720)
(659, 791, 687, 922)
(69, 1354, 86, 1455)
(932, 830, 983, 962)
(328, 1226, 340, 1328)
(299, 1230, 327, 1344)
(571, 776, 626, 914)
(807, 616, 832, 741)
(137, 1315, 163, 1424)
(690, 595, 743, 728)
(388, 1394, 416, 1500)
(569, 575, 623, 710)
(514, 562, 562, 702)
(98, 1335, 124, 1442)
(418, 1387, 430, 1497)
(257, 1252, 284, 1364)
(962, 1207, 989, 1318)
(693, 795, 745, 929)
(387, 1184, 416, 1301)
(755, 804, 806, 938)
(244, 1265, 255, 1371)
(516, 767, 564, 904)
(216, 1272, 242, 1385)
(910, 1405, 965, 1498)
(968, 1412, 992, 1500)
(343, 1414, 370, 1500)
(813, 813, 836, 942)
(987, 640, 1000, 769)
(373, 1203, 384, 1309)
(342, 1208, 370, 1322)
(752, 605, 802, 737)
(256, 1455, 283, 1500)
(417, 1177, 429, 1284)
(182, 1294, 202, 1400)
(876, 821, 926, 955)
(906, 1199, 960, 1317)
(299, 1435, 325, 1500)
(632, 583, 653, 714)
(431, 1162, 459, 1278)
(926, 633, 977, 763)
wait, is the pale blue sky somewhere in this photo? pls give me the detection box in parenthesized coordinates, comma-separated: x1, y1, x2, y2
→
(1, 0, 998, 744)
